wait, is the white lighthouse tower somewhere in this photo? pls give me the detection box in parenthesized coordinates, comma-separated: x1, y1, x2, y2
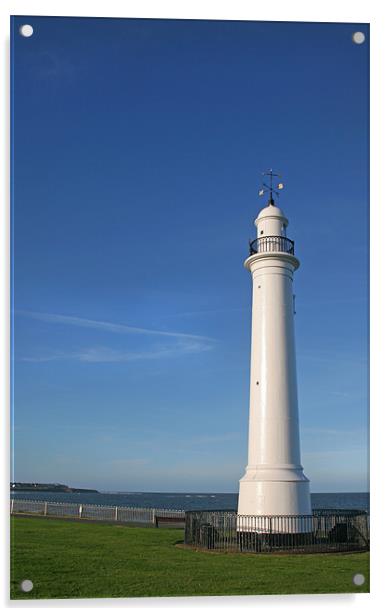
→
(238, 171, 311, 519)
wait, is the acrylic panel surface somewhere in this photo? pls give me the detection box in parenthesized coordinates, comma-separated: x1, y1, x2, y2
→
(11, 16, 369, 599)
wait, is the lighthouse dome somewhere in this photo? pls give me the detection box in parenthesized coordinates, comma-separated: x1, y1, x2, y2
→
(257, 203, 287, 222)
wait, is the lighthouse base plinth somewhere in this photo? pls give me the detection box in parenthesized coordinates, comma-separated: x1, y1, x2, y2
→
(238, 469, 312, 518)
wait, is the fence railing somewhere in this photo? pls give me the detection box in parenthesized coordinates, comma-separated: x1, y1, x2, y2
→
(10, 499, 185, 526)
(249, 235, 295, 256)
(185, 510, 369, 554)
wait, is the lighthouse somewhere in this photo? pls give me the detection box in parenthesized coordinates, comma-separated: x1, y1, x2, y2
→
(238, 171, 311, 519)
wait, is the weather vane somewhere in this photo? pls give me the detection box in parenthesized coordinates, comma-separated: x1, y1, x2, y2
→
(258, 169, 284, 205)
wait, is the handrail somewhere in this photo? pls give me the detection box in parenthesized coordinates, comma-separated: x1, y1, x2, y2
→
(249, 235, 294, 256)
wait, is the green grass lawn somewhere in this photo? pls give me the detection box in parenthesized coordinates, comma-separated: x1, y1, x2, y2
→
(10, 516, 369, 599)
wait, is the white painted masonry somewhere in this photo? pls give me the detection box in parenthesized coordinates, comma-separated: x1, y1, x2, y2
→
(238, 202, 312, 518)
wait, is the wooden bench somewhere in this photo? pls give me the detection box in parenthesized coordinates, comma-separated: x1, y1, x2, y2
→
(155, 515, 185, 528)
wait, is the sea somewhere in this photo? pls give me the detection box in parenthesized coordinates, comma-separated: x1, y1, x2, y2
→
(10, 491, 369, 512)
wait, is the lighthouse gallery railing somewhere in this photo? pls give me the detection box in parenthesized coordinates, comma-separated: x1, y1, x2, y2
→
(249, 235, 295, 256)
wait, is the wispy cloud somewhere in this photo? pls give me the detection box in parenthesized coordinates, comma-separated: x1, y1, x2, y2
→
(297, 352, 367, 366)
(303, 448, 366, 458)
(302, 427, 366, 437)
(21, 342, 212, 363)
(26, 50, 85, 81)
(18, 311, 214, 363)
(18, 310, 213, 342)
(189, 432, 241, 445)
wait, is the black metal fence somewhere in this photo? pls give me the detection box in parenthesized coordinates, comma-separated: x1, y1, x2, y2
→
(249, 235, 295, 256)
(185, 510, 369, 554)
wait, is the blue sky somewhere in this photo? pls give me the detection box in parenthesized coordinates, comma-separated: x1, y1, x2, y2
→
(11, 16, 369, 492)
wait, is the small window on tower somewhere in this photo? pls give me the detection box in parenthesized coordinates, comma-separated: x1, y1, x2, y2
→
(260, 230, 264, 235)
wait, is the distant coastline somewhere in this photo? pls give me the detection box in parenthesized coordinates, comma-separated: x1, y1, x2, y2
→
(10, 483, 99, 494)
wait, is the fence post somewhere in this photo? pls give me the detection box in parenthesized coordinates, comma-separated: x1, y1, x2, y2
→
(79, 504, 83, 519)
(44, 502, 48, 516)
(152, 508, 156, 526)
(115, 506, 118, 522)
(10, 499, 14, 514)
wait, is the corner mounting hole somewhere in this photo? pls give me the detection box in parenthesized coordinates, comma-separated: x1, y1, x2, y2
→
(20, 579, 33, 592)
(19, 24, 34, 37)
(352, 31, 365, 45)
(353, 573, 365, 586)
